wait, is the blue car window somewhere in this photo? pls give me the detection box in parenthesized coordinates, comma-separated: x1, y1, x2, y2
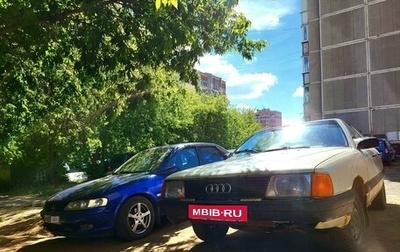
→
(166, 148, 199, 170)
(198, 146, 225, 163)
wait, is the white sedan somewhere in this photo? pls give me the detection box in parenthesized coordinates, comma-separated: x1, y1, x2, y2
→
(160, 118, 386, 252)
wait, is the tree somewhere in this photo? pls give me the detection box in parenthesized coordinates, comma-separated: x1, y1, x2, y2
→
(226, 107, 263, 148)
(155, 0, 179, 9)
(155, 0, 238, 9)
(0, 0, 266, 186)
(100, 68, 262, 157)
(102, 67, 197, 155)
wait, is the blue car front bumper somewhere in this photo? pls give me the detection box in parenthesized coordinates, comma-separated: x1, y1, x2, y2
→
(40, 206, 116, 237)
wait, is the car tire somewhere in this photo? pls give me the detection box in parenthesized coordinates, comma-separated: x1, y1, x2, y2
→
(327, 192, 367, 252)
(115, 196, 155, 241)
(192, 223, 229, 243)
(369, 182, 387, 210)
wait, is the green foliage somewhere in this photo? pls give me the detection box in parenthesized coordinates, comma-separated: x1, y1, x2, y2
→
(0, 0, 267, 188)
(226, 107, 264, 148)
(102, 68, 262, 152)
(103, 67, 193, 153)
(156, 0, 179, 9)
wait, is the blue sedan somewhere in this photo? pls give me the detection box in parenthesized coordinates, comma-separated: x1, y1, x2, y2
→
(40, 142, 228, 241)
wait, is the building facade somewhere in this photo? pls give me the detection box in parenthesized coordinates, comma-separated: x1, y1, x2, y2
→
(302, 0, 400, 136)
(198, 71, 227, 95)
(255, 109, 282, 128)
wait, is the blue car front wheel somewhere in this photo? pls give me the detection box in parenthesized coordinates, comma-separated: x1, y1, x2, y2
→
(115, 196, 155, 241)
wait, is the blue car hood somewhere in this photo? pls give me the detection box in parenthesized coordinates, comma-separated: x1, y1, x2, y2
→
(49, 173, 152, 202)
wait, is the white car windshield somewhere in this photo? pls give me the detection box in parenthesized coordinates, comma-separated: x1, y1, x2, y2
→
(236, 120, 349, 153)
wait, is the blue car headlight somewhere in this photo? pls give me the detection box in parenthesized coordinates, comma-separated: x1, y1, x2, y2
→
(163, 181, 185, 199)
(65, 198, 108, 211)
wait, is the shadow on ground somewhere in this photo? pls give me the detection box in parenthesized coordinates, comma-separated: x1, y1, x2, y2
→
(13, 203, 400, 252)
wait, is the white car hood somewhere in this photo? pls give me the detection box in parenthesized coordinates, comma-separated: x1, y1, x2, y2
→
(167, 147, 350, 179)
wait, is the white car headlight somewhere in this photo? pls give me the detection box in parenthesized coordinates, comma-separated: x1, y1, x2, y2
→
(164, 181, 185, 199)
(266, 174, 311, 197)
(65, 198, 108, 210)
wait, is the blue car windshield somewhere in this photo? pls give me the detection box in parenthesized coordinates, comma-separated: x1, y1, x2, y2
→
(114, 146, 173, 174)
(236, 120, 349, 153)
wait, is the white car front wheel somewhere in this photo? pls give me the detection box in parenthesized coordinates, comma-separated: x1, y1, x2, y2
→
(327, 191, 367, 252)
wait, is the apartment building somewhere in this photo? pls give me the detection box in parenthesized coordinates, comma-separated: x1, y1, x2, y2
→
(198, 71, 227, 95)
(255, 108, 282, 128)
(302, 0, 400, 136)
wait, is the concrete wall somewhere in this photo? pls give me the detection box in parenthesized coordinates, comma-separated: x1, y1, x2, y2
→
(304, 0, 400, 136)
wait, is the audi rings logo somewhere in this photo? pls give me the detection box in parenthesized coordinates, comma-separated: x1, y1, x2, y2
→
(205, 183, 232, 194)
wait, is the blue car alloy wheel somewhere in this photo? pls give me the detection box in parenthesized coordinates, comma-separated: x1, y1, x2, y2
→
(115, 196, 155, 241)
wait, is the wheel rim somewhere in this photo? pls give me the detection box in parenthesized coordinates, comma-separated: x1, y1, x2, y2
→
(350, 206, 362, 243)
(127, 202, 152, 234)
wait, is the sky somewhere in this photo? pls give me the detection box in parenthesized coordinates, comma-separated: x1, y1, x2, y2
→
(194, 0, 303, 125)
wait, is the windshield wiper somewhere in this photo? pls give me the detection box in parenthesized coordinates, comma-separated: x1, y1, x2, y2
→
(263, 146, 310, 152)
(235, 149, 261, 154)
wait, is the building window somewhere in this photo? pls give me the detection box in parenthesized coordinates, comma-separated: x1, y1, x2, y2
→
(304, 85, 310, 103)
(302, 0, 307, 11)
(303, 25, 308, 41)
(303, 72, 310, 85)
(302, 41, 309, 55)
(212, 83, 221, 91)
(201, 80, 208, 87)
(301, 11, 308, 25)
(303, 56, 309, 72)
